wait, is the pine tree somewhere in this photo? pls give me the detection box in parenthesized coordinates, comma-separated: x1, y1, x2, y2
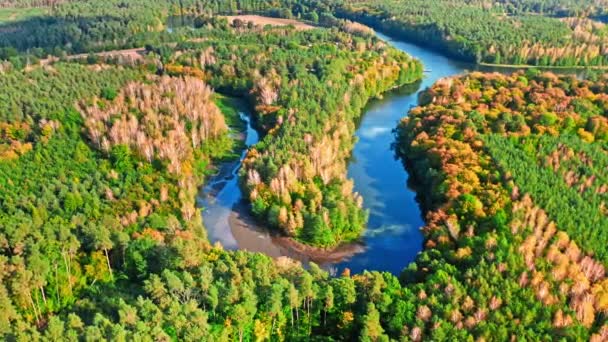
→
(360, 303, 387, 342)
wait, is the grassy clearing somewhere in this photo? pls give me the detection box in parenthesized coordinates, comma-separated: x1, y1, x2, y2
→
(214, 94, 247, 132)
(0, 7, 45, 23)
(209, 94, 249, 162)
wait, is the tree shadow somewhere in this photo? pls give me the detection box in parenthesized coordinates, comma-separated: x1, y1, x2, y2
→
(0, 14, 154, 58)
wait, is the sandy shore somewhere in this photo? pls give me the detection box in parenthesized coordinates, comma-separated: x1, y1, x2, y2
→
(228, 202, 365, 266)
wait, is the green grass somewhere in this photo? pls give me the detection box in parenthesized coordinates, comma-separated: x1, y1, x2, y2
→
(214, 94, 247, 131)
(0, 7, 46, 23)
(210, 94, 249, 161)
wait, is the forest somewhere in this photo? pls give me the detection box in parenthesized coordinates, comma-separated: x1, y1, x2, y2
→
(2, 0, 608, 68)
(330, 0, 608, 67)
(490, 0, 608, 16)
(0, 0, 608, 341)
(396, 71, 608, 340)
(120, 22, 422, 247)
(0, 5, 426, 340)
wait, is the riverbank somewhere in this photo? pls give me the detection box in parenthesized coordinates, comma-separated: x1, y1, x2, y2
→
(228, 202, 366, 265)
(202, 29, 454, 274)
(331, 10, 608, 74)
(274, 235, 366, 264)
(201, 99, 366, 267)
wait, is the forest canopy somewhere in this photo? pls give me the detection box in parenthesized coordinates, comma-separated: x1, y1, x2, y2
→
(2, 0, 608, 68)
(331, 0, 608, 67)
(396, 71, 608, 339)
(0, 0, 607, 341)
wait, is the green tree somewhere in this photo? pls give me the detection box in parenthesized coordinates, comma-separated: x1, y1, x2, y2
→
(360, 303, 387, 342)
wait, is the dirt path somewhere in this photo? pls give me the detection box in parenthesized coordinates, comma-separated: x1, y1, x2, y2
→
(40, 47, 145, 66)
(479, 62, 608, 70)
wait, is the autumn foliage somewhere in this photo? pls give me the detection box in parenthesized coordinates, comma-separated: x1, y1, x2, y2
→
(80, 75, 227, 173)
(169, 26, 423, 247)
(396, 71, 608, 333)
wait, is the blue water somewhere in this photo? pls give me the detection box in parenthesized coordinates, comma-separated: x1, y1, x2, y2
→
(333, 32, 479, 274)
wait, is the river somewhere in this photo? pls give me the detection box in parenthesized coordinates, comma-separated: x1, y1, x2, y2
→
(198, 30, 554, 275)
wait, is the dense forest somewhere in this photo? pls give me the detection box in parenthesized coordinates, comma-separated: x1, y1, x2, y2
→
(0, 10, 427, 340)
(492, 0, 608, 16)
(330, 0, 608, 67)
(396, 71, 608, 340)
(1, 0, 608, 341)
(3, 0, 608, 68)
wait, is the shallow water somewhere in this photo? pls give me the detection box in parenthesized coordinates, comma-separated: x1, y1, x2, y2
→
(198, 110, 259, 249)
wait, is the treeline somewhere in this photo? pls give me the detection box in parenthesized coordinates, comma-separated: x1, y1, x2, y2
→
(3, 0, 607, 68)
(329, 0, 608, 67)
(490, 0, 608, 16)
(0, 0, 65, 8)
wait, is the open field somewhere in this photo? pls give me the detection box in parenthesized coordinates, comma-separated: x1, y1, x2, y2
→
(0, 7, 45, 23)
(223, 15, 314, 30)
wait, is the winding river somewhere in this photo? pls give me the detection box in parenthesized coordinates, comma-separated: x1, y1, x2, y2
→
(198, 30, 567, 275)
